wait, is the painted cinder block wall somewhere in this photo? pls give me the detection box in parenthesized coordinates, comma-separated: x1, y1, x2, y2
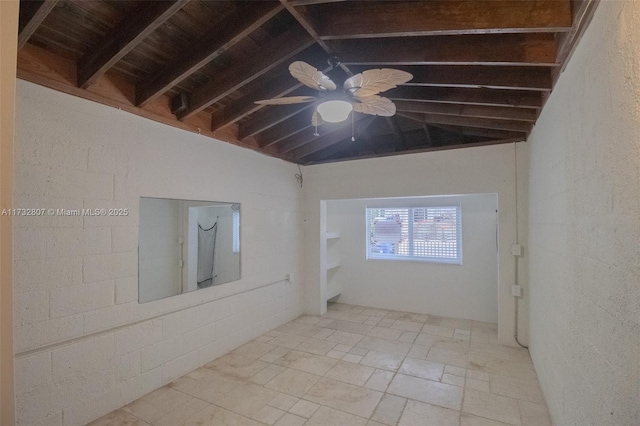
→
(13, 80, 306, 426)
(527, 1, 640, 425)
(303, 142, 529, 347)
(325, 194, 499, 323)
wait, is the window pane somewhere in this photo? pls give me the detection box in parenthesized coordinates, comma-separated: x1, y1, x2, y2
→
(367, 206, 461, 264)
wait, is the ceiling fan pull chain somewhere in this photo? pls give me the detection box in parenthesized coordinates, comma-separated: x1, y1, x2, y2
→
(351, 111, 356, 142)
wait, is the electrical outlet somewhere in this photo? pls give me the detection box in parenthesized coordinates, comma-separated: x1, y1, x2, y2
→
(286, 273, 295, 284)
(511, 285, 522, 297)
(511, 244, 523, 256)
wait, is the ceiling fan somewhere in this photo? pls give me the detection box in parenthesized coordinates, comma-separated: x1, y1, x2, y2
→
(255, 58, 413, 129)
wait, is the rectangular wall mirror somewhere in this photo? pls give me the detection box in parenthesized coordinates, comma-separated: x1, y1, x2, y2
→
(138, 197, 241, 303)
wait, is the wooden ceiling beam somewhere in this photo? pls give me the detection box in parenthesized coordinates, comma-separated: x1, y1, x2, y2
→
(337, 33, 558, 66)
(387, 86, 543, 109)
(292, 116, 376, 160)
(179, 27, 314, 120)
(394, 100, 538, 122)
(136, 3, 283, 106)
(18, 0, 60, 50)
(277, 114, 367, 154)
(385, 117, 407, 151)
(351, 65, 552, 91)
(77, 0, 189, 89)
(289, 0, 347, 5)
(256, 107, 317, 147)
(311, 1, 572, 39)
(398, 115, 527, 140)
(280, 0, 353, 76)
(400, 112, 532, 133)
(211, 77, 303, 133)
(238, 94, 315, 143)
(210, 46, 326, 132)
(304, 138, 523, 165)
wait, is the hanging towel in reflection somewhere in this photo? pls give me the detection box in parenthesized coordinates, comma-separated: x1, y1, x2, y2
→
(197, 220, 217, 288)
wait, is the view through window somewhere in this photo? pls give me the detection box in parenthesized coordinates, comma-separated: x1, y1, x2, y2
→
(366, 206, 462, 263)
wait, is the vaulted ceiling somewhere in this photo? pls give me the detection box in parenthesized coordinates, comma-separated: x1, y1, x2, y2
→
(16, 0, 597, 164)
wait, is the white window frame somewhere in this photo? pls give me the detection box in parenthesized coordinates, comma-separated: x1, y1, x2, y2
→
(366, 205, 462, 264)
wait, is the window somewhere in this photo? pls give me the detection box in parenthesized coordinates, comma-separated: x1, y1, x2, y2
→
(366, 206, 461, 263)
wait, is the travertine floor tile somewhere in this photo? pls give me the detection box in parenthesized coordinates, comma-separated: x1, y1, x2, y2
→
(152, 398, 208, 426)
(398, 357, 444, 381)
(183, 403, 262, 425)
(265, 368, 321, 397)
(364, 369, 395, 392)
(98, 303, 549, 426)
(274, 413, 306, 426)
(360, 350, 404, 372)
(288, 399, 320, 418)
(519, 400, 552, 426)
(388, 373, 463, 411)
(268, 333, 307, 349)
(274, 350, 338, 376)
(123, 386, 191, 423)
(427, 347, 469, 368)
(250, 364, 286, 385)
(260, 346, 290, 363)
(233, 341, 276, 359)
(304, 406, 368, 426)
(325, 360, 375, 386)
(295, 337, 337, 356)
(205, 353, 268, 379)
(325, 319, 375, 335)
(367, 326, 404, 340)
(358, 336, 412, 357)
(303, 377, 383, 418)
(398, 400, 460, 426)
(441, 373, 465, 386)
(489, 374, 545, 404)
(326, 330, 365, 346)
(460, 413, 514, 426)
(88, 410, 150, 426)
(269, 393, 299, 411)
(215, 381, 278, 418)
(252, 405, 285, 425)
(371, 394, 406, 425)
(178, 370, 244, 403)
(407, 343, 430, 360)
(462, 388, 521, 425)
(466, 377, 490, 392)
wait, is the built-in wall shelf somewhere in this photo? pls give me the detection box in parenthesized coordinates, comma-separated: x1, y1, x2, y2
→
(326, 260, 341, 270)
(320, 201, 344, 312)
(326, 287, 342, 301)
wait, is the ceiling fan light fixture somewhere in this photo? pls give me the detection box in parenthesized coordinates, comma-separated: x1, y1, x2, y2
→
(317, 100, 353, 123)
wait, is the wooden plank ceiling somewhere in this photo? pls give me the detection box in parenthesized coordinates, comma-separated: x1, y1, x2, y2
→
(16, 0, 597, 164)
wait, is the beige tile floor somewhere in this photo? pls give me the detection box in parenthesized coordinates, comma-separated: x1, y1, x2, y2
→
(91, 303, 551, 426)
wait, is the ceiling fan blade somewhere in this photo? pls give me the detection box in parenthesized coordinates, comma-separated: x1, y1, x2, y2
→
(254, 96, 316, 105)
(344, 69, 413, 99)
(311, 110, 325, 127)
(289, 61, 337, 92)
(353, 96, 397, 117)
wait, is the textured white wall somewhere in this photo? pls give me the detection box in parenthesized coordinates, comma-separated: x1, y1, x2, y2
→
(13, 81, 306, 426)
(304, 142, 529, 345)
(325, 195, 499, 322)
(527, 1, 640, 425)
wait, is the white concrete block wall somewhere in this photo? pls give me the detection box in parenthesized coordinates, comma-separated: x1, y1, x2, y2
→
(325, 195, 499, 322)
(527, 1, 640, 425)
(303, 142, 529, 346)
(13, 81, 306, 425)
